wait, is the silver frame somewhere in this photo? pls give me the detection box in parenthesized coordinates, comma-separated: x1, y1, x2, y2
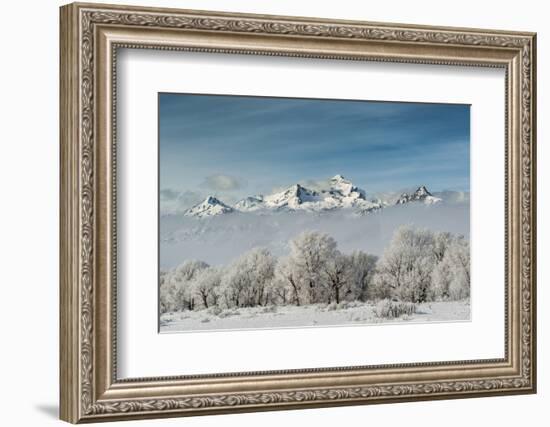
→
(60, 2, 536, 423)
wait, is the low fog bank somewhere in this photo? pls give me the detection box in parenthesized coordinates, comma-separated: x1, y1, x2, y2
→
(160, 202, 469, 269)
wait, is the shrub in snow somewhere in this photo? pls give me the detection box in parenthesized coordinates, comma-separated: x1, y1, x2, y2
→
(218, 308, 240, 318)
(207, 305, 223, 316)
(374, 299, 417, 318)
(326, 302, 339, 311)
(323, 300, 359, 311)
(345, 300, 365, 309)
(338, 301, 355, 310)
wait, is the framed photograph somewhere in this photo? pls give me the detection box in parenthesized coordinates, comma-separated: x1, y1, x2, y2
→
(157, 94, 472, 333)
(60, 2, 537, 423)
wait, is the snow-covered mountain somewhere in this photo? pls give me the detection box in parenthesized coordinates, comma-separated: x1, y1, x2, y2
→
(184, 196, 234, 218)
(395, 186, 442, 205)
(183, 176, 443, 218)
(263, 184, 320, 210)
(234, 175, 382, 214)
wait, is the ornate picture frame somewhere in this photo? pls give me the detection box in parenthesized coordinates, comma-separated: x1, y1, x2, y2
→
(60, 2, 536, 423)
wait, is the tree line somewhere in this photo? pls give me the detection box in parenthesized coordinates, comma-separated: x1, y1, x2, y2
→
(160, 226, 470, 314)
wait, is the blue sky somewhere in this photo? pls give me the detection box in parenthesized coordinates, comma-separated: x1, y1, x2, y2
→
(159, 93, 470, 208)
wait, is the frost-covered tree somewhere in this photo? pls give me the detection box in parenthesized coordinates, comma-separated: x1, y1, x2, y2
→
(347, 251, 378, 302)
(217, 276, 238, 309)
(220, 247, 275, 308)
(274, 255, 303, 306)
(322, 252, 351, 304)
(431, 254, 453, 299)
(374, 226, 437, 303)
(160, 272, 178, 314)
(159, 271, 172, 313)
(220, 260, 249, 308)
(162, 260, 209, 311)
(428, 231, 454, 300)
(432, 231, 453, 262)
(246, 247, 276, 306)
(192, 266, 223, 308)
(288, 231, 338, 304)
(447, 237, 470, 299)
(266, 276, 289, 305)
(431, 235, 470, 300)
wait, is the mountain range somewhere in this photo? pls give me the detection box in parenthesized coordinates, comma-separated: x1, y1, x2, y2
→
(182, 175, 443, 218)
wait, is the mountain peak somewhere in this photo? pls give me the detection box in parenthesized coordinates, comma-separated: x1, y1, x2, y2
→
(414, 186, 432, 197)
(262, 183, 320, 209)
(184, 196, 234, 218)
(395, 186, 441, 205)
(328, 174, 363, 199)
(204, 196, 223, 205)
(292, 183, 305, 192)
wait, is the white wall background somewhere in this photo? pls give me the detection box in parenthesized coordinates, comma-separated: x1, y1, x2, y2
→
(0, 0, 545, 426)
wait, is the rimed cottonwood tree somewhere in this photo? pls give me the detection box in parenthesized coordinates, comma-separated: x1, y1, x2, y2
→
(160, 260, 208, 312)
(288, 231, 338, 304)
(374, 226, 436, 303)
(219, 247, 275, 308)
(274, 255, 302, 306)
(322, 251, 351, 304)
(191, 267, 222, 309)
(347, 251, 378, 302)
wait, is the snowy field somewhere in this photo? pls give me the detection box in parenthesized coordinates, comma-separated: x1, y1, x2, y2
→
(160, 300, 470, 333)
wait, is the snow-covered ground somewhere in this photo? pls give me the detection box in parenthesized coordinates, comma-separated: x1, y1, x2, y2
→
(160, 300, 470, 333)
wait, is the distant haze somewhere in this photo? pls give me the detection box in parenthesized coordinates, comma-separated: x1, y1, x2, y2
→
(160, 202, 469, 269)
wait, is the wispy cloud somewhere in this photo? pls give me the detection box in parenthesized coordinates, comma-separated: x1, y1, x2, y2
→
(160, 189, 204, 214)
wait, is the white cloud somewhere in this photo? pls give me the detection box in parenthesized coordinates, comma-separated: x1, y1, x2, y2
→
(160, 189, 203, 215)
(201, 174, 245, 191)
